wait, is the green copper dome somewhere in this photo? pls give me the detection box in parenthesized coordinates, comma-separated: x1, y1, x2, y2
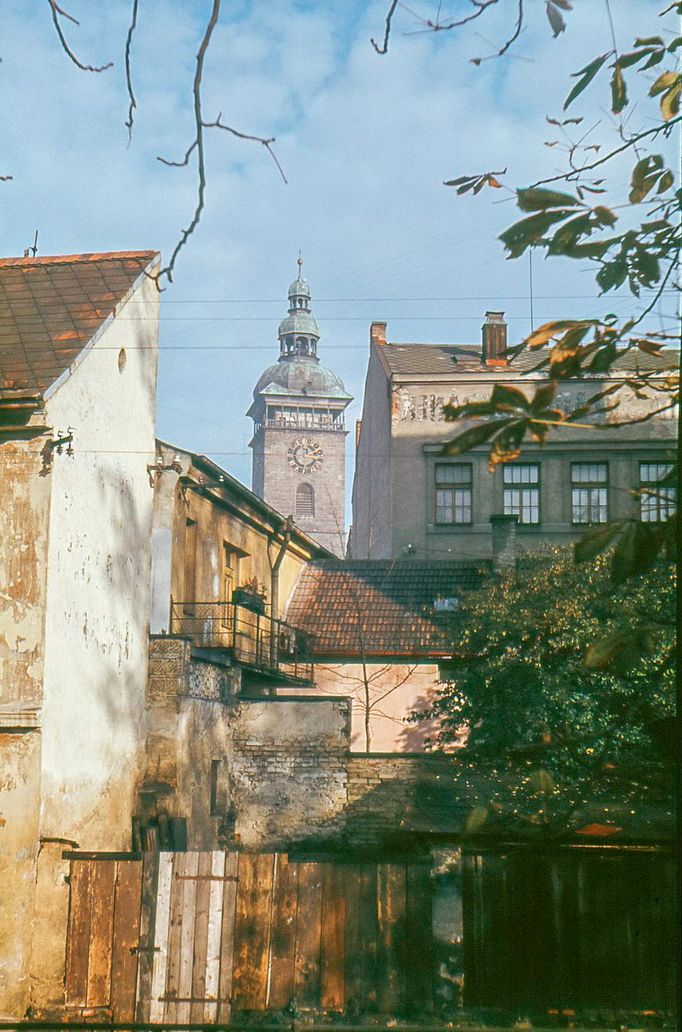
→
(253, 358, 351, 400)
(250, 258, 351, 405)
(288, 276, 311, 299)
(278, 309, 320, 338)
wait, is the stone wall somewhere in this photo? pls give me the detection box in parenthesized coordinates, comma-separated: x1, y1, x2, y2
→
(343, 753, 459, 848)
(228, 697, 351, 849)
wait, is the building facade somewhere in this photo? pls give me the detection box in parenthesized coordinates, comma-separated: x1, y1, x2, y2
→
(0, 251, 160, 1015)
(248, 261, 352, 555)
(350, 315, 677, 560)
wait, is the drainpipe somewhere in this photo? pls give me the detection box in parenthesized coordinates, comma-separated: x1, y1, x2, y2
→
(270, 515, 293, 622)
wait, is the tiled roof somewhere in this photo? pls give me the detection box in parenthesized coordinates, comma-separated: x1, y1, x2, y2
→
(379, 341, 678, 378)
(286, 559, 487, 658)
(0, 251, 159, 396)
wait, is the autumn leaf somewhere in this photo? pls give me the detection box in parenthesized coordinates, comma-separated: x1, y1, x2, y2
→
(564, 51, 612, 110)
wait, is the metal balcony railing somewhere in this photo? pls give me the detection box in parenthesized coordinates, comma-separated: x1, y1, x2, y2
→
(169, 601, 313, 684)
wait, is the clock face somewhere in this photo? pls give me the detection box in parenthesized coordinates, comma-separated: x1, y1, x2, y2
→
(288, 437, 323, 473)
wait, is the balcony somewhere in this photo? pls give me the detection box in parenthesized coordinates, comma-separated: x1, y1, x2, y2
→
(169, 601, 313, 685)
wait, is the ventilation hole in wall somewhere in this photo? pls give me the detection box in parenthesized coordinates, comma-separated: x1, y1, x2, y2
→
(118, 347, 127, 372)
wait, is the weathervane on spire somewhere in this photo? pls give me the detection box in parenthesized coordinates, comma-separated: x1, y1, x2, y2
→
(297, 251, 303, 276)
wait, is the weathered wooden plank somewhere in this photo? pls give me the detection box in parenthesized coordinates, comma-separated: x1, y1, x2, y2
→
(293, 862, 324, 1010)
(376, 863, 407, 1013)
(267, 854, 299, 1009)
(204, 851, 226, 1021)
(163, 852, 186, 1023)
(344, 864, 378, 1012)
(65, 860, 94, 1005)
(320, 863, 345, 1012)
(134, 851, 160, 1022)
(189, 851, 213, 1022)
(176, 850, 199, 1023)
(216, 851, 239, 1022)
(148, 852, 173, 1021)
(86, 860, 117, 1006)
(405, 863, 434, 1013)
(232, 853, 275, 1011)
(110, 861, 143, 1022)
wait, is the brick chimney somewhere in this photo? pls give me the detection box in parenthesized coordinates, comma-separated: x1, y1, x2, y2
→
(490, 514, 518, 574)
(370, 321, 387, 347)
(482, 311, 508, 366)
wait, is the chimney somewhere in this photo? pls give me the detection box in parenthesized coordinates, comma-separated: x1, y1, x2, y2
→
(482, 311, 507, 366)
(371, 321, 387, 347)
(490, 514, 518, 575)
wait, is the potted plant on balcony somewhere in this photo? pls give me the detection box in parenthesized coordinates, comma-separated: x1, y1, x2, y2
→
(232, 577, 267, 615)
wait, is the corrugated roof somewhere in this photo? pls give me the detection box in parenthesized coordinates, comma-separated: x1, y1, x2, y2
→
(286, 559, 487, 658)
(379, 341, 678, 378)
(0, 251, 159, 396)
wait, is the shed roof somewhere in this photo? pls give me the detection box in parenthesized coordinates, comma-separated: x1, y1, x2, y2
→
(0, 251, 159, 397)
(286, 558, 487, 658)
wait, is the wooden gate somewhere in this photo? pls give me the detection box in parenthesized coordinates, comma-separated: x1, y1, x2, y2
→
(65, 851, 433, 1019)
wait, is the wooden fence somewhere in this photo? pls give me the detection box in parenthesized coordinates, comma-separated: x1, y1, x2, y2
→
(461, 846, 678, 1013)
(64, 851, 433, 1020)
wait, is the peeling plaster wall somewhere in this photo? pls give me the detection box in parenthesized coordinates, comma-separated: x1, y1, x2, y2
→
(228, 697, 350, 849)
(0, 731, 42, 1015)
(40, 273, 158, 850)
(0, 438, 52, 1012)
(153, 448, 314, 627)
(145, 640, 351, 852)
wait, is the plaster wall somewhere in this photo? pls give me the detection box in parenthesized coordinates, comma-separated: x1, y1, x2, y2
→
(385, 375, 676, 561)
(0, 438, 51, 1013)
(296, 662, 443, 752)
(159, 463, 312, 625)
(39, 269, 158, 848)
(350, 345, 392, 559)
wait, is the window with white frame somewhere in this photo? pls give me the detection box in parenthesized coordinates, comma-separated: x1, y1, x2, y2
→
(435, 463, 472, 525)
(571, 463, 609, 524)
(503, 463, 540, 524)
(639, 462, 676, 522)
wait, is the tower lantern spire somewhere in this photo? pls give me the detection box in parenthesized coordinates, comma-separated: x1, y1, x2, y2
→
(278, 254, 319, 361)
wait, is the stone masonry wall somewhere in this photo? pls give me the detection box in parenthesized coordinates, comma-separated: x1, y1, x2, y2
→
(228, 697, 351, 849)
(343, 754, 460, 847)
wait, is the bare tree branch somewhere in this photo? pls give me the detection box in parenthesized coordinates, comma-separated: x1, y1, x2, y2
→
(205, 114, 287, 184)
(370, 0, 398, 54)
(124, 0, 139, 141)
(155, 0, 220, 287)
(157, 140, 199, 168)
(47, 0, 113, 73)
(531, 116, 682, 187)
(470, 0, 524, 64)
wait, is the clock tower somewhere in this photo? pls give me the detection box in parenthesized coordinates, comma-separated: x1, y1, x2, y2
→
(248, 260, 352, 556)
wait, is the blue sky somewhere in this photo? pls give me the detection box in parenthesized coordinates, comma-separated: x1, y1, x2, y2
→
(2, 1, 676, 520)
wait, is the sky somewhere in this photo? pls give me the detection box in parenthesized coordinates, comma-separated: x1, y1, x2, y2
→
(2, 1, 677, 524)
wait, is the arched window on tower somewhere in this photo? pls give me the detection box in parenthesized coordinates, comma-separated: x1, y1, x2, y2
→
(296, 483, 314, 518)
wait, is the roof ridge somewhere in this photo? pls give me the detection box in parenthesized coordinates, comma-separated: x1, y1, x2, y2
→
(0, 250, 159, 268)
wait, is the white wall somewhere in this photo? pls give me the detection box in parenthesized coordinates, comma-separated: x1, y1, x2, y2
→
(39, 267, 159, 847)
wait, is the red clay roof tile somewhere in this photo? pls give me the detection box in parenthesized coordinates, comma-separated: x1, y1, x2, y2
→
(0, 250, 159, 396)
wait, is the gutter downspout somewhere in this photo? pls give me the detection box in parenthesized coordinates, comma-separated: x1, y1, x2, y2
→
(270, 515, 293, 622)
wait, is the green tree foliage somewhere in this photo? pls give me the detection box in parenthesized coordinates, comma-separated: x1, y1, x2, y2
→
(441, 4, 680, 578)
(413, 550, 676, 832)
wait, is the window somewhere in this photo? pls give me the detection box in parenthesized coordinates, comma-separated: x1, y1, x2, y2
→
(640, 462, 676, 522)
(296, 482, 315, 518)
(503, 464, 540, 524)
(222, 544, 241, 602)
(571, 463, 608, 524)
(435, 464, 472, 524)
